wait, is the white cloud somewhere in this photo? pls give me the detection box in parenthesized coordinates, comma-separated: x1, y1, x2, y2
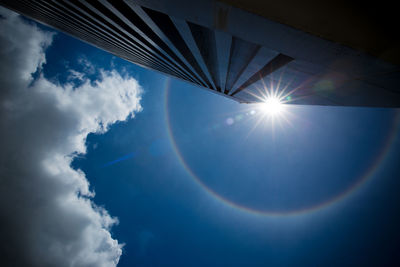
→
(68, 69, 86, 81)
(0, 7, 142, 267)
(78, 56, 96, 75)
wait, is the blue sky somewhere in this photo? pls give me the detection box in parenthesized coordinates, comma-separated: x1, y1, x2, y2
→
(61, 31, 400, 265)
(2, 9, 400, 266)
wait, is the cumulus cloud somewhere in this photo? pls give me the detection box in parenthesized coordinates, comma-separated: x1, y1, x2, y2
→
(0, 7, 142, 267)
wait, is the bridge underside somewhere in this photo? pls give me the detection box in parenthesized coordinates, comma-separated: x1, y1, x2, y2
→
(1, 0, 399, 107)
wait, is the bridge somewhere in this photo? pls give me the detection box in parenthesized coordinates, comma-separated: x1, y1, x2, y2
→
(1, 0, 399, 107)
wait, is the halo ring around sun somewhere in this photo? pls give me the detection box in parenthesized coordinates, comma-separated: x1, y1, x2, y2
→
(163, 78, 400, 217)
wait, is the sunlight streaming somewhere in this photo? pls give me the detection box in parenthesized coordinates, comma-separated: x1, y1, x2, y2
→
(243, 79, 294, 137)
(259, 96, 284, 116)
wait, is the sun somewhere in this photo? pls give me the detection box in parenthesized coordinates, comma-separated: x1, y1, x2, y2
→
(239, 78, 294, 135)
(259, 96, 284, 116)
